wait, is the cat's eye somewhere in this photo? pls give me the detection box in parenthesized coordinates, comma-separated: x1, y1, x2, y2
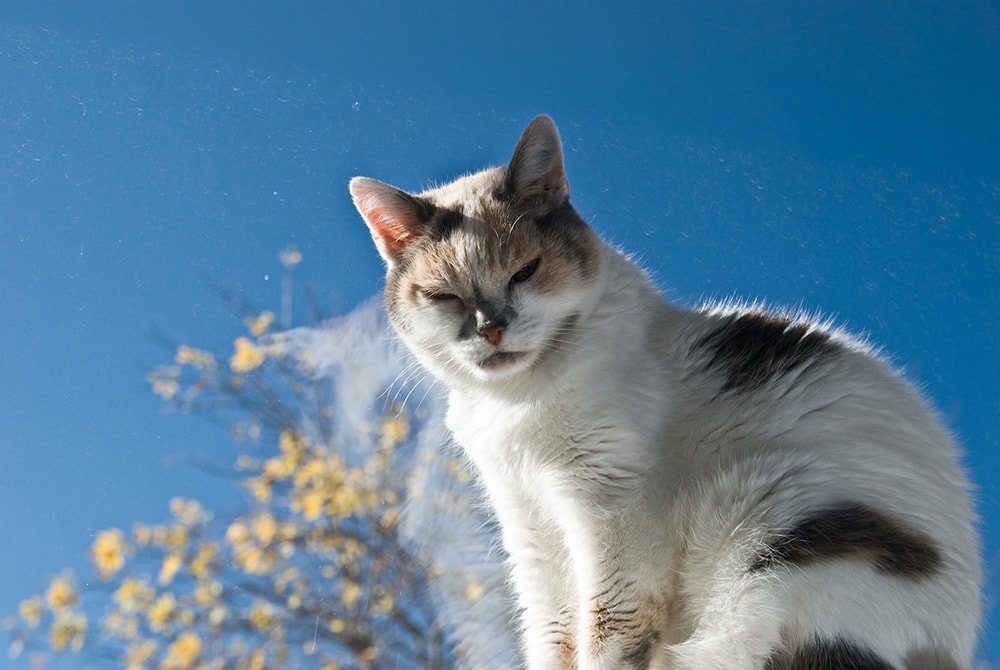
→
(422, 290, 460, 303)
(510, 258, 540, 285)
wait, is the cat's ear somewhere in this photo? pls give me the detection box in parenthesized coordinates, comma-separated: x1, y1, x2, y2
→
(350, 177, 430, 267)
(505, 115, 570, 212)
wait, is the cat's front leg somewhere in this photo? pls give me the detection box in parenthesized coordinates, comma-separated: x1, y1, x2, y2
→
(576, 575, 664, 670)
(554, 496, 666, 670)
(491, 490, 578, 670)
(509, 544, 578, 669)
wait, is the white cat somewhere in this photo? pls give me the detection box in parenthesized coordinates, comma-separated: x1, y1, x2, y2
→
(350, 116, 981, 669)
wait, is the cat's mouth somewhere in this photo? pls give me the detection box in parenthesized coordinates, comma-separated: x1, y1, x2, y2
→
(478, 351, 529, 370)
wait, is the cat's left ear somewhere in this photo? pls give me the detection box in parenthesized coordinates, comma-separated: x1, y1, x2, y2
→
(505, 114, 571, 212)
(350, 177, 431, 267)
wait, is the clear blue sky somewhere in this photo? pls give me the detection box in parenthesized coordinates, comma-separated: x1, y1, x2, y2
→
(2, 0, 998, 663)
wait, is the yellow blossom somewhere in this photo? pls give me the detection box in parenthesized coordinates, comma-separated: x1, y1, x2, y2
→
(113, 578, 155, 614)
(225, 521, 251, 548)
(160, 631, 201, 669)
(193, 579, 222, 607)
(380, 413, 409, 447)
(296, 491, 325, 521)
(248, 602, 277, 632)
(341, 580, 361, 608)
(235, 546, 273, 575)
(169, 497, 208, 527)
(244, 311, 276, 336)
(252, 512, 278, 545)
(292, 457, 327, 488)
(123, 639, 157, 670)
(174, 345, 216, 370)
(278, 429, 306, 457)
(151, 377, 180, 400)
(18, 596, 43, 627)
(147, 593, 176, 633)
(330, 485, 362, 516)
(248, 648, 267, 670)
(49, 611, 86, 652)
(45, 575, 78, 611)
(374, 593, 394, 614)
(245, 476, 272, 503)
(229, 337, 265, 373)
(92, 528, 129, 580)
(158, 552, 184, 585)
(190, 542, 217, 579)
(327, 618, 345, 634)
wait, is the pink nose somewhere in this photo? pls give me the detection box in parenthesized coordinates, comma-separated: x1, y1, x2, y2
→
(478, 325, 504, 346)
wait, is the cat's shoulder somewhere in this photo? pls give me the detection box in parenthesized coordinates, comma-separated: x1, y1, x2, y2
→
(669, 299, 890, 395)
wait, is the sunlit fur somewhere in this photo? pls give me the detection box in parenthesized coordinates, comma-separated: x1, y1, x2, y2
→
(353, 116, 981, 669)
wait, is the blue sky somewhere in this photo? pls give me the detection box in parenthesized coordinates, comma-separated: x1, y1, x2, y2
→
(1, 0, 997, 664)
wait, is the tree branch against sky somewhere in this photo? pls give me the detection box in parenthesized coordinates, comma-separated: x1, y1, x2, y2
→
(5, 254, 517, 669)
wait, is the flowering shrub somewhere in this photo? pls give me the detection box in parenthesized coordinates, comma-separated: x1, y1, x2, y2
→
(4, 252, 466, 669)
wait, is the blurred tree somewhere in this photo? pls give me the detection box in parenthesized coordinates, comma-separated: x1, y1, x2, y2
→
(5, 252, 517, 669)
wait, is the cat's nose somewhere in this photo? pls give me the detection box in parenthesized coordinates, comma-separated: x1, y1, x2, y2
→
(478, 324, 505, 346)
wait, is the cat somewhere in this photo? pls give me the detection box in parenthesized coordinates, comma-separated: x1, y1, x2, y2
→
(350, 115, 981, 669)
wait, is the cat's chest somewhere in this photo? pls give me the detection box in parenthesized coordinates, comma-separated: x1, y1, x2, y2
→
(445, 392, 562, 469)
(445, 386, 652, 489)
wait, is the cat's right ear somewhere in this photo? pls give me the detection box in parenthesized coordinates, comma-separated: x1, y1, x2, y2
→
(350, 177, 429, 267)
(505, 114, 570, 212)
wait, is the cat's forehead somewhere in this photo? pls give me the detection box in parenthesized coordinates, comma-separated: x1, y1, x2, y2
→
(419, 167, 505, 216)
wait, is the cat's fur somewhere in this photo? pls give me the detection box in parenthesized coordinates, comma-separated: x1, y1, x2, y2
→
(351, 116, 981, 669)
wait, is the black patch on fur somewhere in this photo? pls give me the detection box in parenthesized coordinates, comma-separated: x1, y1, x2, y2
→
(764, 638, 895, 670)
(697, 311, 840, 393)
(424, 204, 465, 242)
(903, 648, 961, 670)
(535, 203, 599, 275)
(751, 503, 942, 580)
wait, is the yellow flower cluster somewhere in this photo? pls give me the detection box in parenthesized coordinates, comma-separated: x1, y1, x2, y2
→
(92, 528, 130, 580)
(229, 336, 266, 373)
(147, 365, 181, 400)
(11, 299, 443, 670)
(244, 311, 276, 337)
(160, 631, 201, 669)
(175, 345, 216, 371)
(45, 575, 78, 611)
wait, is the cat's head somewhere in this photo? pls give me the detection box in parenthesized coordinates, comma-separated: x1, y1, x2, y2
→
(351, 115, 603, 387)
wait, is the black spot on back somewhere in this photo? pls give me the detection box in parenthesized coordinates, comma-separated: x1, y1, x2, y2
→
(764, 638, 895, 670)
(904, 648, 962, 670)
(697, 311, 840, 393)
(751, 502, 942, 580)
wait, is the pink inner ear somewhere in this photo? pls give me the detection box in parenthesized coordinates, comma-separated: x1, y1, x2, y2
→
(367, 206, 415, 258)
(351, 177, 424, 263)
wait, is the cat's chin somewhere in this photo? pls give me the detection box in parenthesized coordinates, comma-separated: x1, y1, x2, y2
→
(474, 350, 534, 378)
(479, 350, 528, 369)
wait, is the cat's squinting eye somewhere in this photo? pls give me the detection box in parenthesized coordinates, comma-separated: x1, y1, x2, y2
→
(423, 290, 460, 303)
(510, 258, 540, 285)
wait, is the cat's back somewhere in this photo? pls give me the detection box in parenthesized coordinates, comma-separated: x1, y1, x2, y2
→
(664, 302, 970, 494)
